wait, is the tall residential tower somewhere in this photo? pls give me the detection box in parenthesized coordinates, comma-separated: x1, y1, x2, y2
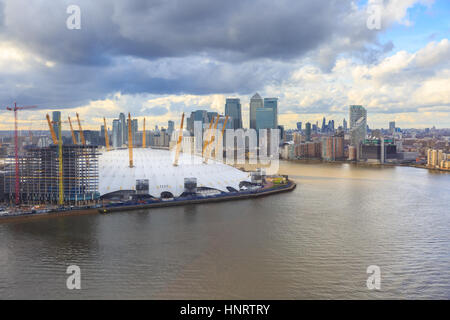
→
(349, 105, 367, 160)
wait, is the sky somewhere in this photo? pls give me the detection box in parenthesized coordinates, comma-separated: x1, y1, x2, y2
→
(0, 0, 449, 131)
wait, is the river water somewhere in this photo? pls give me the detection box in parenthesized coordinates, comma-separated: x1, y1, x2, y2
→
(0, 161, 449, 299)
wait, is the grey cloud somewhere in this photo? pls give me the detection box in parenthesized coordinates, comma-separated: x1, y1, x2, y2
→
(1, 0, 377, 64)
(0, 55, 289, 109)
(0, 0, 395, 110)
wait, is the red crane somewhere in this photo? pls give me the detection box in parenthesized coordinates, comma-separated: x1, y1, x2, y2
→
(6, 102, 37, 205)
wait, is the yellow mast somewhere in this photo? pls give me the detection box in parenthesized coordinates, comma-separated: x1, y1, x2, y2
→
(128, 113, 133, 167)
(215, 115, 229, 160)
(204, 115, 220, 164)
(46, 114, 58, 144)
(75, 113, 86, 145)
(103, 117, 110, 151)
(202, 117, 214, 158)
(68, 116, 77, 145)
(173, 113, 185, 166)
(142, 118, 146, 148)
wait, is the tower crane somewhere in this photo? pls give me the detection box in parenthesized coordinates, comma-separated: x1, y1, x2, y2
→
(46, 114, 58, 144)
(6, 102, 37, 205)
(68, 116, 77, 144)
(75, 113, 86, 146)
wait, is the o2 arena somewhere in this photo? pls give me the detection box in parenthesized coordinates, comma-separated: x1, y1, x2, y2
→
(1, 112, 295, 218)
(98, 148, 252, 200)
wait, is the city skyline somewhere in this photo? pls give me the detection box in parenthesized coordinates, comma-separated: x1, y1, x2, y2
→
(0, 1, 449, 303)
(0, 98, 444, 139)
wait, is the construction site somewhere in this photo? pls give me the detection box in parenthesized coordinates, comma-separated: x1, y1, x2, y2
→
(4, 145, 98, 205)
(1, 104, 102, 209)
(0, 103, 292, 220)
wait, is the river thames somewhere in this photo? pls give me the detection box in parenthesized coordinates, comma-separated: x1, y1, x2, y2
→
(0, 161, 449, 299)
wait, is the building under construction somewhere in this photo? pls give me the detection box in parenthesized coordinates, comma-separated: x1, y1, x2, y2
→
(4, 145, 99, 205)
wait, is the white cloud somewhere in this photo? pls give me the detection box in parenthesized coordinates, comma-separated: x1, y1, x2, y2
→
(375, 0, 435, 27)
(0, 42, 56, 72)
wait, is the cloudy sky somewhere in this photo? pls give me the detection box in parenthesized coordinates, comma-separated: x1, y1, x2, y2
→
(0, 0, 449, 131)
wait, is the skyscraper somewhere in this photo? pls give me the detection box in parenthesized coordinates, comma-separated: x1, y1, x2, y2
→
(278, 125, 285, 142)
(296, 122, 302, 131)
(349, 105, 367, 160)
(131, 119, 138, 143)
(167, 120, 174, 137)
(112, 119, 121, 148)
(225, 98, 242, 129)
(207, 112, 219, 124)
(193, 110, 208, 123)
(119, 113, 126, 144)
(389, 121, 396, 134)
(343, 118, 347, 131)
(263, 98, 278, 129)
(186, 115, 194, 135)
(255, 107, 275, 131)
(52, 111, 61, 140)
(349, 105, 367, 133)
(100, 125, 105, 146)
(305, 122, 312, 142)
(249, 93, 263, 130)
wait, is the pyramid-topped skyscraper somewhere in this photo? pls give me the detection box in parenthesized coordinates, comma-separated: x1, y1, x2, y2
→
(249, 93, 263, 129)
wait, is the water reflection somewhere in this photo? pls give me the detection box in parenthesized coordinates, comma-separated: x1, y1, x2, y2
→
(0, 162, 449, 299)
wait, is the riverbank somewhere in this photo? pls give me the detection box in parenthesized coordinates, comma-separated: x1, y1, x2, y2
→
(0, 180, 296, 223)
(100, 180, 296, 214)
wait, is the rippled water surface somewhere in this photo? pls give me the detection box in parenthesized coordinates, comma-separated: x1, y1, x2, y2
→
(0, 162, 449, 299)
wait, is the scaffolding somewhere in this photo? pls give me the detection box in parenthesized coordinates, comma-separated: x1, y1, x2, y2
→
(4, 145, 99, 205)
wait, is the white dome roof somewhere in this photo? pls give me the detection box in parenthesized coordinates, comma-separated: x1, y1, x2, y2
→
(98, 148, 251, 197)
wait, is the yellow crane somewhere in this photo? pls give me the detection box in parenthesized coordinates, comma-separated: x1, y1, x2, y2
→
(46, 114, 58, 145)
(45, 116, 64, 205)
(103, 117, 110, 151)
(173, 113, 185, 166)
(68, 116, 77, 145)
(204, 115, 220, 164)
(128, 113, 133, 167)
(75, 113, 90, 168)
(142, 118, 146, 148)
(44, 115, 89, 205)
(76, 113, 86, 146)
